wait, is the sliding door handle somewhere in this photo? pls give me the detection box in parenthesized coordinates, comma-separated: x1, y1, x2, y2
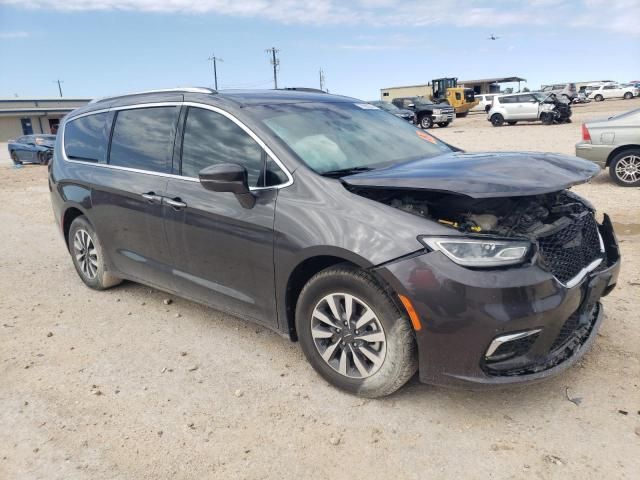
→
(165, 198, 187, 209)
(141, 192, 163, 203)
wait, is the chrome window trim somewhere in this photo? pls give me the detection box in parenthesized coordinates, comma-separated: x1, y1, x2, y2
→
(89, 87, 216, 104)
(61, 101, 293, 191)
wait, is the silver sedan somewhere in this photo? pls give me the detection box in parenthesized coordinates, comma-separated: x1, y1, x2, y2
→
(576, 108, 640, 186)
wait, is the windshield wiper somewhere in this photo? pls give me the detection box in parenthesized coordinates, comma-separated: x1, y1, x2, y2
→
(321, 166, 375, 178)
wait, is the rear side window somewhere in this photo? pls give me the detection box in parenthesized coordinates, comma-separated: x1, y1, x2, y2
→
(180, 107, 264, 187)
(64, 113, 108, 162)
(499, 96, 516, 104)
(109, 107, 179, 173)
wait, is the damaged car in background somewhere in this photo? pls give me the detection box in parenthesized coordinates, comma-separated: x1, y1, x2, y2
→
(50, 89, 620, 398)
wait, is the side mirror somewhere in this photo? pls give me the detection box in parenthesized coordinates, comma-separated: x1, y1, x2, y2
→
(199, 163, 255, 208)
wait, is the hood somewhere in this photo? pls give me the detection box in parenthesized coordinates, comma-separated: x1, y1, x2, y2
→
(342, 152, 600, 198)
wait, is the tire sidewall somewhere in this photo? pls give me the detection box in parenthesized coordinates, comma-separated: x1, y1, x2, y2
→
(491, 113, 504, 126)
(68, 216, 119, 290)
(296, 267, 416, 397)
(420, 114, 433, 129)
(610, 150, 640, 187)
(11, 151, 21, 165)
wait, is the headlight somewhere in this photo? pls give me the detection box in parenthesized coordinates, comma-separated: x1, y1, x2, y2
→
(419, 237, 530, 267)
(433, 109, 442, 115)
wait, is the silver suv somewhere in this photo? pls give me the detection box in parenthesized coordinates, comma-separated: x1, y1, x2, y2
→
(487, 92, 566, 126)
(540, 83, 577, 101)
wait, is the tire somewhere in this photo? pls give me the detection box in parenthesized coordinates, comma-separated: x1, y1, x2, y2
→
(541, 112, 554, 125)
(490, 113, 504, 126)
(623, 92, 633, 100)
(37, 151, 46, 165)
(68, 215, 122, 290)
(45, 151, 53, 165)
(419, 114, 433, 129)
(485, 105, 491, 113)
(295, 265, 417, 398)
(10, 151, 22, 165)
(437, 122, 450, 128)
(456, 111, 468, 118)
(609, 149, 640, 187)
(507, 121, 517, 125)
(594, 94, 604, 102)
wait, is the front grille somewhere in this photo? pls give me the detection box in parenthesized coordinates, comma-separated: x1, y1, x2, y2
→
(549, 310, 581, 351)
(537, 213, 602, 284)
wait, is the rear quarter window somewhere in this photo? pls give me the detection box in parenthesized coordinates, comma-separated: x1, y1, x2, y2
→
(64, 113, 108, 162)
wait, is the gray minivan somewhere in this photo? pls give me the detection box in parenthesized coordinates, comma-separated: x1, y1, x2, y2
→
(49, 87, 620, 397)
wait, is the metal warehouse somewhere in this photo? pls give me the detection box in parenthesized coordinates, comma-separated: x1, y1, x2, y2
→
(0, 98, 91, 141)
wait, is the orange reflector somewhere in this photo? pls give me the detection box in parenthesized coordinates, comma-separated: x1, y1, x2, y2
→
(398, 294, 422, 331)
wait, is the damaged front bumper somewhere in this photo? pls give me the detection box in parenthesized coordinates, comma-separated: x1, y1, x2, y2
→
(375, 214, 620, 388)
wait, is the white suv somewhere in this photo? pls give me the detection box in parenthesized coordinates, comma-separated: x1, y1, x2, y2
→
(487, 92, 565, 126)
(588, 84, 639, 101)
(471, 94, 498, 113)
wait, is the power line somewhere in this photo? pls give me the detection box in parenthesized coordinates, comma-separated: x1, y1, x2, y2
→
(265, 47, 280, 89)
(53, 79, 64, 97)
(207, 54, 223, 90)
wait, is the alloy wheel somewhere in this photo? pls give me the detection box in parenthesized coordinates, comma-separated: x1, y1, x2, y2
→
(73, 229, 99, 279)
(615, 155, 640, 184)
(311, 293, 387, 379)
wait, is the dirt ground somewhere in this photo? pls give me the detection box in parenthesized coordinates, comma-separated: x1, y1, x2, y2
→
(1, 98, 639, 480)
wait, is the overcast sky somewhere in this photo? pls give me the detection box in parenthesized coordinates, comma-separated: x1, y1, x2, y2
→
(0, 0, 638, 99)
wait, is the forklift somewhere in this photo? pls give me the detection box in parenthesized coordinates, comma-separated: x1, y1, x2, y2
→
(431, 78, 478, 117)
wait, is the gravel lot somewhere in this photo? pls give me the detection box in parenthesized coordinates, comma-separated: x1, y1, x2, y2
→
(1, 99, 639, 479)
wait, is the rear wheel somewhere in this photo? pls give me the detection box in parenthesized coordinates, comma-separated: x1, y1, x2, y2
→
(437, 122, 450, 128)
(490, 113, 504, 126)
(609, 150, 640, 187)
(594, 94, 604, 102)
(484, 105, 491, 113)
(623, 92, 633, 100)
(68, 216, 122, 290)
(11, 151, 21, 165)
(419, 114, 433, 129)
(295, 265, 417, 398)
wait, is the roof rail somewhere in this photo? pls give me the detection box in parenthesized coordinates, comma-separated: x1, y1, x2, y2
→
(89, 87, 217, 104)
(278, 87, 327, 93)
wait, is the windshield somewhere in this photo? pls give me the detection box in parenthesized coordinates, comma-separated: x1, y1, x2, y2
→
(412, 96, 433, 106)
(372, 102, 399, 112)
(254, 102, 452, 174)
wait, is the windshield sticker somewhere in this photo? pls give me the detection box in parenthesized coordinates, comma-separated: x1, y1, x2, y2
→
(416, 130, 437, 144)
(354, 103, 379, 110)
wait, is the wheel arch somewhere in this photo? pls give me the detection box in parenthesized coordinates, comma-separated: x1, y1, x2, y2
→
(283, 249, 389, 341)
(606, 144, 640, 167)
(62, 206, 87, 249)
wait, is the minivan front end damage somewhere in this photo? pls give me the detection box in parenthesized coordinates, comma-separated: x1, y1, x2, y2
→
(348, 182, 620, 387)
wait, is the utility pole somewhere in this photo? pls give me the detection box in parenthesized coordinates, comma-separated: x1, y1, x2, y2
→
(265, 47, 280, 89)
(207, 54, 223, 90)
(53, 79, 64, 97)
(319, 68, 325, 92)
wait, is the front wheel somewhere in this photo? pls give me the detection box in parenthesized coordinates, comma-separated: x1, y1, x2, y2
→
(295, 265, 417, 398)
(437, 122, 450, 128)
(11, 151, 22, 165)
(594, 94, 604, 102)
(609, 150, 640, 187)
(623, 92, 633, 100)
(419, 114, 433, 129)
(490, 113, 504, 126)
(68, 215, 122, 290)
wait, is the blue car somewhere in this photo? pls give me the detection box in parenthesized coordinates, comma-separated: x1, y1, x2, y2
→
(9, 134, 56, 165)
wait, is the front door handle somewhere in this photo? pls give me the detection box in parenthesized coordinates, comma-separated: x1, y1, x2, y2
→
(141, 192, 163, 203)
(165, 197, 187, 209)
